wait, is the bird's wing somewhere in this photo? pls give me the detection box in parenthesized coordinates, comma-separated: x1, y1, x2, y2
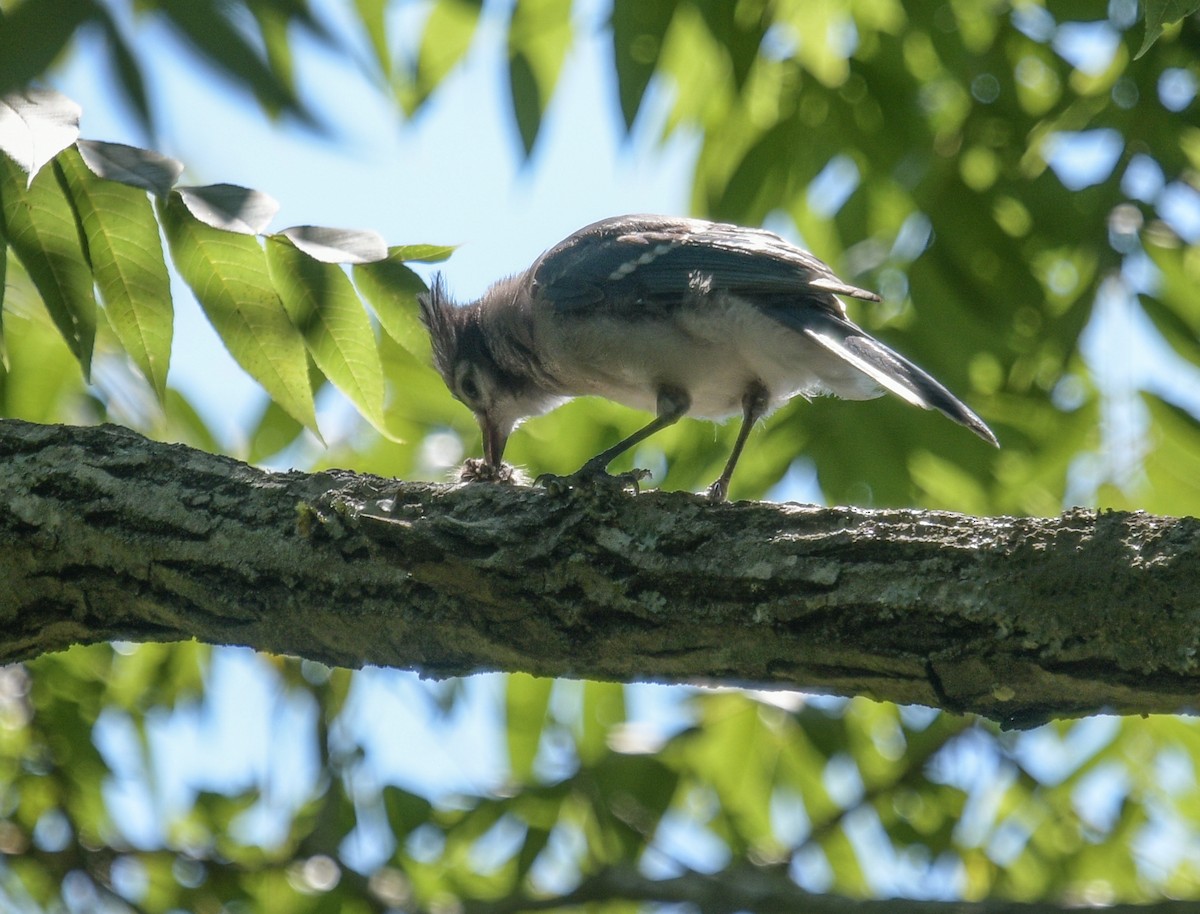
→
(530, 214, 880, 311)
(769, 305, 999, 446)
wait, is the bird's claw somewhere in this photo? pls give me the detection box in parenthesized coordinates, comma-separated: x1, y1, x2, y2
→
(459, 458, 521, 484)
(535, 467, 653, 496)
(705, 478, 730, 503)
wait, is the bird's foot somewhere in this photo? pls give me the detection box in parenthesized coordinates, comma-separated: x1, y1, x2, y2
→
(458, 458, 523, 484)
(535, 464, 653, 496)
(705, 478, 731, 503)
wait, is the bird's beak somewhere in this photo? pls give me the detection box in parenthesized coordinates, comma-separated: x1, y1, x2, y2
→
(479, 414, 508, 468)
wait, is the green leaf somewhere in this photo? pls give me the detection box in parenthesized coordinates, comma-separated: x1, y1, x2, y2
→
(0, 151, 95, 378)
(403, 0, 483, 114)
(580, 681, 625, 765)
(245, 395, 304, 464)
(247, 0, 296, 91)
(352, 251, 432, 362)
(159, 192, 319, 437)
(506, 0, 572, 156)
(163, 387, 220, 454)
(157, 0, 308, 121)
(382, 785, 433, 838)
(1137, 0, 1200, 57)
(0, 245, 7, 368)
(610, 0, 678, 130)
(0, 0, 98, 97)
(505, 673, 553, 783)
(1136, 394, 1200, 516)
(77, 139, 183, 197)
(58, 146, 173, 402)
(389, 243, 457, 263)
(353, 0, 392, 78)
(0, 88, 81, 182)
(692, 0, 769, 91)
(177, 183, 279, 234)
(279, 225, 387, 264)
(94, 6, 153, 137)
(265, 235, 391, 437)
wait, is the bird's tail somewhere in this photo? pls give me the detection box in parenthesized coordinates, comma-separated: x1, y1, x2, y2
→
(794, 311, 999, 446)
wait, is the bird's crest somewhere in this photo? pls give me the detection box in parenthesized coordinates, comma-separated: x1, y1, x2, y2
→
(418, 274, 466, 384)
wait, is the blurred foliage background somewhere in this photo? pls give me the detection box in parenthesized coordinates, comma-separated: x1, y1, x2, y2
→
(3, 0, 1200, 910)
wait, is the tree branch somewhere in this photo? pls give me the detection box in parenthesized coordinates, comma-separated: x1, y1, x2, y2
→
(457, 862, 1200, 914)
(2, 418, 1198, 727)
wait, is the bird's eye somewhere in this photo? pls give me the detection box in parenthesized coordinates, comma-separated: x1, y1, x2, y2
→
(456, 366, 483, 405)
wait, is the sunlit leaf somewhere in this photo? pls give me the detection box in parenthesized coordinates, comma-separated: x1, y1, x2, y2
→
(0, 151, 95, 378)
(279, 224, 387, 264)
(77, 139, 183, 197)
(353, 0, 392, 78)
(177, 183, 279, 234)
(402, 0, 483, 114)
(388, 243, 456, 263)
(0, 88, 81, 183)
(58, 146, 173, 401)
(159, 192, 319, 437)
(265, 234, 391, 437)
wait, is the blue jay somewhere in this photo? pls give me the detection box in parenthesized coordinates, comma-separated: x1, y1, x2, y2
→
(419, 214, 997, 500)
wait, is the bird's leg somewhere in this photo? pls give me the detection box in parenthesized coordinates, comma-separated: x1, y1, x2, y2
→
(537, 387, 689, 494)
(706, 382, 769, 502)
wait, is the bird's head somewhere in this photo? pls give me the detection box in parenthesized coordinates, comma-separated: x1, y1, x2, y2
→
(419, 275, 542, 468)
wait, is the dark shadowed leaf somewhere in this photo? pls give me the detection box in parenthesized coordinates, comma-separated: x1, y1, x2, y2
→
(77, 139, 184, 197)
(95, 6, 153, 137)
(177, 183, 280, 234)
(279, 225, 388, 264)
(0, 0, 97, 97)
(0, 88, 81, 182)
(1137, 0, 1200, 56)
(157, 0, 309, 121)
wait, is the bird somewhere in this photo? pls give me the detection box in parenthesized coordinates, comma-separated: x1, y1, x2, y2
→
(418, 214, 998, 501)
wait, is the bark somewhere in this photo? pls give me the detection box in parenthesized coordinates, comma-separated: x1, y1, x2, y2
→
(1, 418, 1198, 728)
